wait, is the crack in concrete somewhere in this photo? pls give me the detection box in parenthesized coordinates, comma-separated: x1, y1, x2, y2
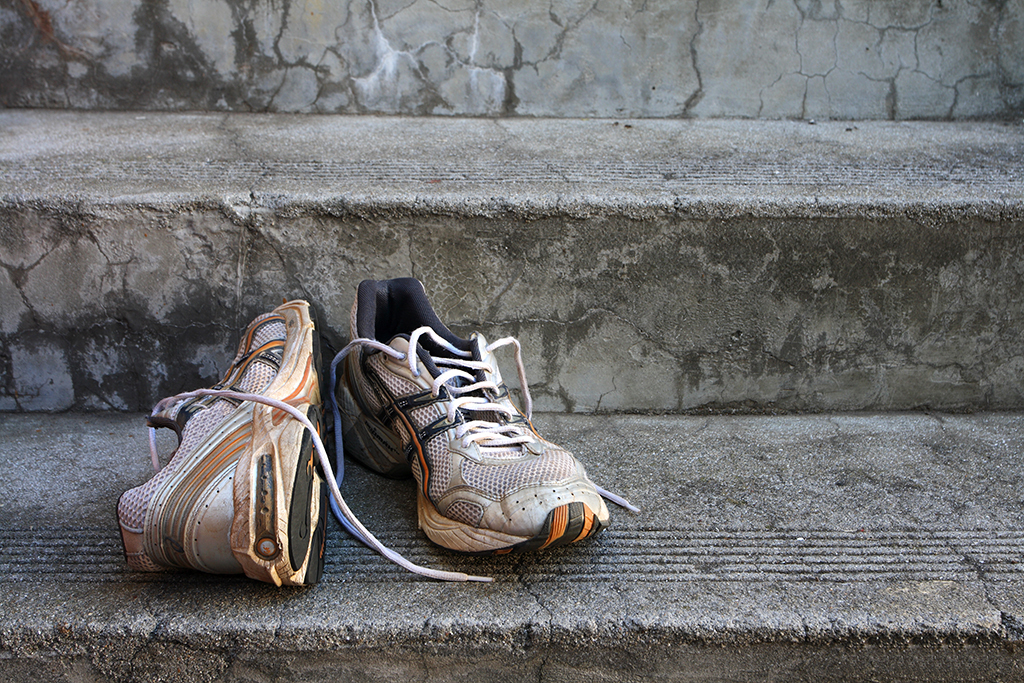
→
(251, 220, 319, 307)
(522, 580, 553, 643)
(6, 0, 1018, 118)
(593, 376, 617, 413)
(212, 115, 269, 326)
(482, 264, 525, 322)
(683, 0, 704, 115)
(961, 551, 1004, 625)
(233, 215, 250, 331)
(515, 0, 600, 77)
(776, 0, 971, 120)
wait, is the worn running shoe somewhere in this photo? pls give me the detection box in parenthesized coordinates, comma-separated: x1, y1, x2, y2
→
(117, 300, 329, 586)
(331, 278, 620, 555)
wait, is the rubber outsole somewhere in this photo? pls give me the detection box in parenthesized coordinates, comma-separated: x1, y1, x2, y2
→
(418, 493, 606, 555)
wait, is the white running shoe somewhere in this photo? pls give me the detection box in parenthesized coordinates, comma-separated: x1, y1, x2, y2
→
(331, 278, 614, 555)
(117, 300, 328, 585)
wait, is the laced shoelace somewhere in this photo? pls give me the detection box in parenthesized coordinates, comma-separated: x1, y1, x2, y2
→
(326, 328, 639, 518)
(147, 328, 638, 584)
(148, 388, 490, 582)
(407, 327, 534, 452)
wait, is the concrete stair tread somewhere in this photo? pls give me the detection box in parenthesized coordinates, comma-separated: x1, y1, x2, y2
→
(3, 411, 1024, 680)
(2, 111, 1021, 217)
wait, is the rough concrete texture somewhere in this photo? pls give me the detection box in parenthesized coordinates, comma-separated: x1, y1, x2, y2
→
(2, 412, 1024, 681)
(3, 112, 1024, 414)
(2, 112, 1023, 414)
(0, 0, 1022, 119)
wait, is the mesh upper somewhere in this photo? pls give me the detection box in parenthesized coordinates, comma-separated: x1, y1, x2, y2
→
(425, 436, 451, 502)
(231, 353, 278, 390)
(249, 316, 284, 348)
(408, 404, 440, 430)
(460, 446, 578, 500)
(367, 353, 419, 401)
(349, 296, 359, 340)
(445, 500, 484, 527)
(118, 315, 287, 531)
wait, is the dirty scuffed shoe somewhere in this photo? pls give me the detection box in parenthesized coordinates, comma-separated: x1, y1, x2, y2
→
(117, 300, 329, 586)
(331, 278, 612, 555)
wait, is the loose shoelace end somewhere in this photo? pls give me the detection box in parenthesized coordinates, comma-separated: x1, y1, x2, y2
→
(597, 485, 641, 513)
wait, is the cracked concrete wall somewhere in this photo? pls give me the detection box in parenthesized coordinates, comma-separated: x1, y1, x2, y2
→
(1, 0, 1021, 119)
(2, 201, 1023, 413)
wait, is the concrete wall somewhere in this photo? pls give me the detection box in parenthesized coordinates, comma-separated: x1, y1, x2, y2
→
(3, 200, 1023, 414)
(2, 0, 1022, 119)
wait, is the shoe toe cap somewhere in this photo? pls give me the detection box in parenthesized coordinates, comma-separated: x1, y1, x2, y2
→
(487, 478, 609, 539)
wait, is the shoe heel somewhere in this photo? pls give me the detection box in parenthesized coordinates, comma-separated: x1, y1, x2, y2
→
(337, 356, 410, 478)
(231, 301, 327, 586)
(118, 523, 165, 572)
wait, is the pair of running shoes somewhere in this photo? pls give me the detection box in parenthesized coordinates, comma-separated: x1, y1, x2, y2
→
(117, 278, 635, 585)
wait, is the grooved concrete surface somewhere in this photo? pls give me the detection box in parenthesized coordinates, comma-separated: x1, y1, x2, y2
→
(1, 0, 1022, 119)
(2, 412, 1024, 681)
(2, 112, 1023, 414)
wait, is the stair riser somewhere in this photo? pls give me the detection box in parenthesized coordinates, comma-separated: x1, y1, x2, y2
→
(2, 0, 1021, 120)
(3, 203, 1021, 412)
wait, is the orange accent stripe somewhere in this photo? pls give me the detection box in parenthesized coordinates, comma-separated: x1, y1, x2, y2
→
(239, 340, 286, 369)
(161, 424, 252, 550)
(232, 315, 285, 374)
(393, 406, 429, 498)
(281, 353, 314, 404)
(170, 427, 250, 517)
(573, 505, 595, 543)
(246, 314, 285, 348)
(171, 431, 248, 515)
(540, 505, 569, 549)
(221, 339, 286, 388)
(273, 347, 316, 425)
(511, 402, 544, 441)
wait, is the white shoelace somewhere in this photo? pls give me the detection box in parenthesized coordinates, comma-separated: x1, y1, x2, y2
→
(147, 328, 639, 584)
(149, 388, 490, 582)
(326, 329, 639, 511)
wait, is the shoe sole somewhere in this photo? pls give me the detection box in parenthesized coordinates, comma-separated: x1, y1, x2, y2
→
(231, 301, 328, 586)
(417, 492, 606, 555)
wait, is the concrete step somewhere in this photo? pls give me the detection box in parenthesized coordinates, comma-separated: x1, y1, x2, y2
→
(2, 111, 1023, 414)
(2, 411, 1024, 682)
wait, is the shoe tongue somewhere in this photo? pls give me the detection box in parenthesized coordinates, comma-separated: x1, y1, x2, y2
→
(384, 335, 443, 383)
